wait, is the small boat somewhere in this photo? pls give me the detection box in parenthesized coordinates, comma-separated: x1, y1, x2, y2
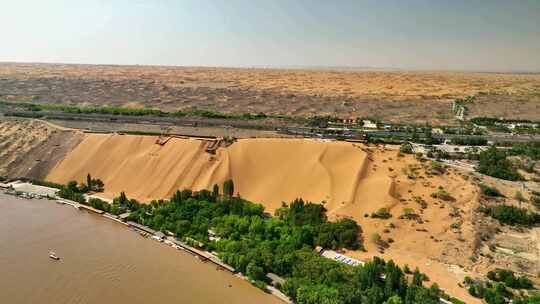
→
(49, 251, 60, 260)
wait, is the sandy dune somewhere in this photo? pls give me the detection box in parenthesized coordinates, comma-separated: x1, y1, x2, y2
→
(46, 135, 386, 213)
(45, 133, 485, 302)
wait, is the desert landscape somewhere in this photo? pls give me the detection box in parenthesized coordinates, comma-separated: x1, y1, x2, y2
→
(0, 119, 82, 179)
(2, 108, 539, 303)
(3, 2, 540, 304)
(21, 125, 509, 302)
(1, 63, 540, 123)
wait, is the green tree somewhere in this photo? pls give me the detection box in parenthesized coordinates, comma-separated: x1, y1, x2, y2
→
(478, 146, 522, 181)
(246, 261, 265, 282)
(118, 191, 128, 205)
(412, 268, 424, 286)
(67, 180, 79, 193)
(223, 179, 235, 198)
(296, 284, 340, 304)
(87, 173, 92, 191)
(213, 184, 219, 198)
(384, 295, 403, 304)
(91, 178, 104, 192)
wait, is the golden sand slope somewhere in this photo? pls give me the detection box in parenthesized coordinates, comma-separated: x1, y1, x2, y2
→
(47, 134, 226, 202)
(47, 135, 393, 213)
(46, 134, 481, 302)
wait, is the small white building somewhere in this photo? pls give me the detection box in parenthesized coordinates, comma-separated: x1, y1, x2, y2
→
(431, 128, 444, 135)
(362, 120, 377, 129)
(321, 249, 364, 266)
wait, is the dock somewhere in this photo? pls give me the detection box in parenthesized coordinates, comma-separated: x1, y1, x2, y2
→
(78, 203, 105, 214)
(165, 236, 236, 273)
(125, 221, 235, 272)
(127, 221, 158, 235)
(56, 198, 105, 214)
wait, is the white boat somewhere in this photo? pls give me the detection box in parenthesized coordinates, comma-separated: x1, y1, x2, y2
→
(49, 251, 60, 260)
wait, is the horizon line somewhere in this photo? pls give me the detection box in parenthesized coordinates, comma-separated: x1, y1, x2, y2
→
(1, 60, 539, 75)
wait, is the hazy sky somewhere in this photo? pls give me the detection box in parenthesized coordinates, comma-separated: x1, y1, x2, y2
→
(1, 0, 539, 71)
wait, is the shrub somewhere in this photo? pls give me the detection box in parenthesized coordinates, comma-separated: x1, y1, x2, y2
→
(401, 208, 417, 220)
(430, 161, 445, 174)
(399, 143, 413, 154)
(414, 196, 428, 209)
(487, 269, 533, 289)
(371, 208, 392, 219)
(479, 205, 540, 227)
(371, 232, 382, 244)
(431, 187, 455, 201)
(479, 184, 504, 198)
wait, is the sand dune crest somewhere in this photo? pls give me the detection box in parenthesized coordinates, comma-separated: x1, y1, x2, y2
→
(47, 135, 395, 218)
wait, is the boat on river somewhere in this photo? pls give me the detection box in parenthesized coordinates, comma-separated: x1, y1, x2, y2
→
(49, 251, 60, 260)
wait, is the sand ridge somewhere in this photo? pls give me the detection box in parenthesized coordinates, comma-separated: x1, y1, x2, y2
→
(46, 135, 377, 213)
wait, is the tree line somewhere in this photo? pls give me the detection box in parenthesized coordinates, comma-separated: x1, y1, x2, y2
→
(115, 180, 463, 304)
(48, 178, 540, 303)
(477, 146, 523, 181)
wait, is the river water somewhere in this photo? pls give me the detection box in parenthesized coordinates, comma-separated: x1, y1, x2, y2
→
(0, 193, 281, 304)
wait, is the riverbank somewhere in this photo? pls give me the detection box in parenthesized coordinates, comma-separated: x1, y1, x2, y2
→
(1, 183, 292, 303)
(0, 191, 283, 304)
(1, 179, 469, 304)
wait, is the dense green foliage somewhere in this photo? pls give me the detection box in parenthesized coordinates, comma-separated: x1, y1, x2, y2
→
(223, 179, 235, 198)
(465, 269, 537, 304)
(470, 117, 536, 126)
(85, 174, 105, 192)
(30, 179, 64, 190)
(514, 295, 540, 304)
(477, 147, 522, 181)
(115, 189, 455, 304)
(509, 142, 540, 160)
(42, 179, 540, 303)
(0, 101, 298, 122)
(479, 205, 540, 227)
(54, 179, 117, 213)
(57, 180, 87, 203)
(487, 269, 533, 290)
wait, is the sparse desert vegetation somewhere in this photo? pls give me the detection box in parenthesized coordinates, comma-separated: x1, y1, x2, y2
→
(1, 63, 539, 123)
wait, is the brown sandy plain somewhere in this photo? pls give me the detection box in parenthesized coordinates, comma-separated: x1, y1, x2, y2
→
(1, 63, 540, 123)
(46, 133, 486, 302)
